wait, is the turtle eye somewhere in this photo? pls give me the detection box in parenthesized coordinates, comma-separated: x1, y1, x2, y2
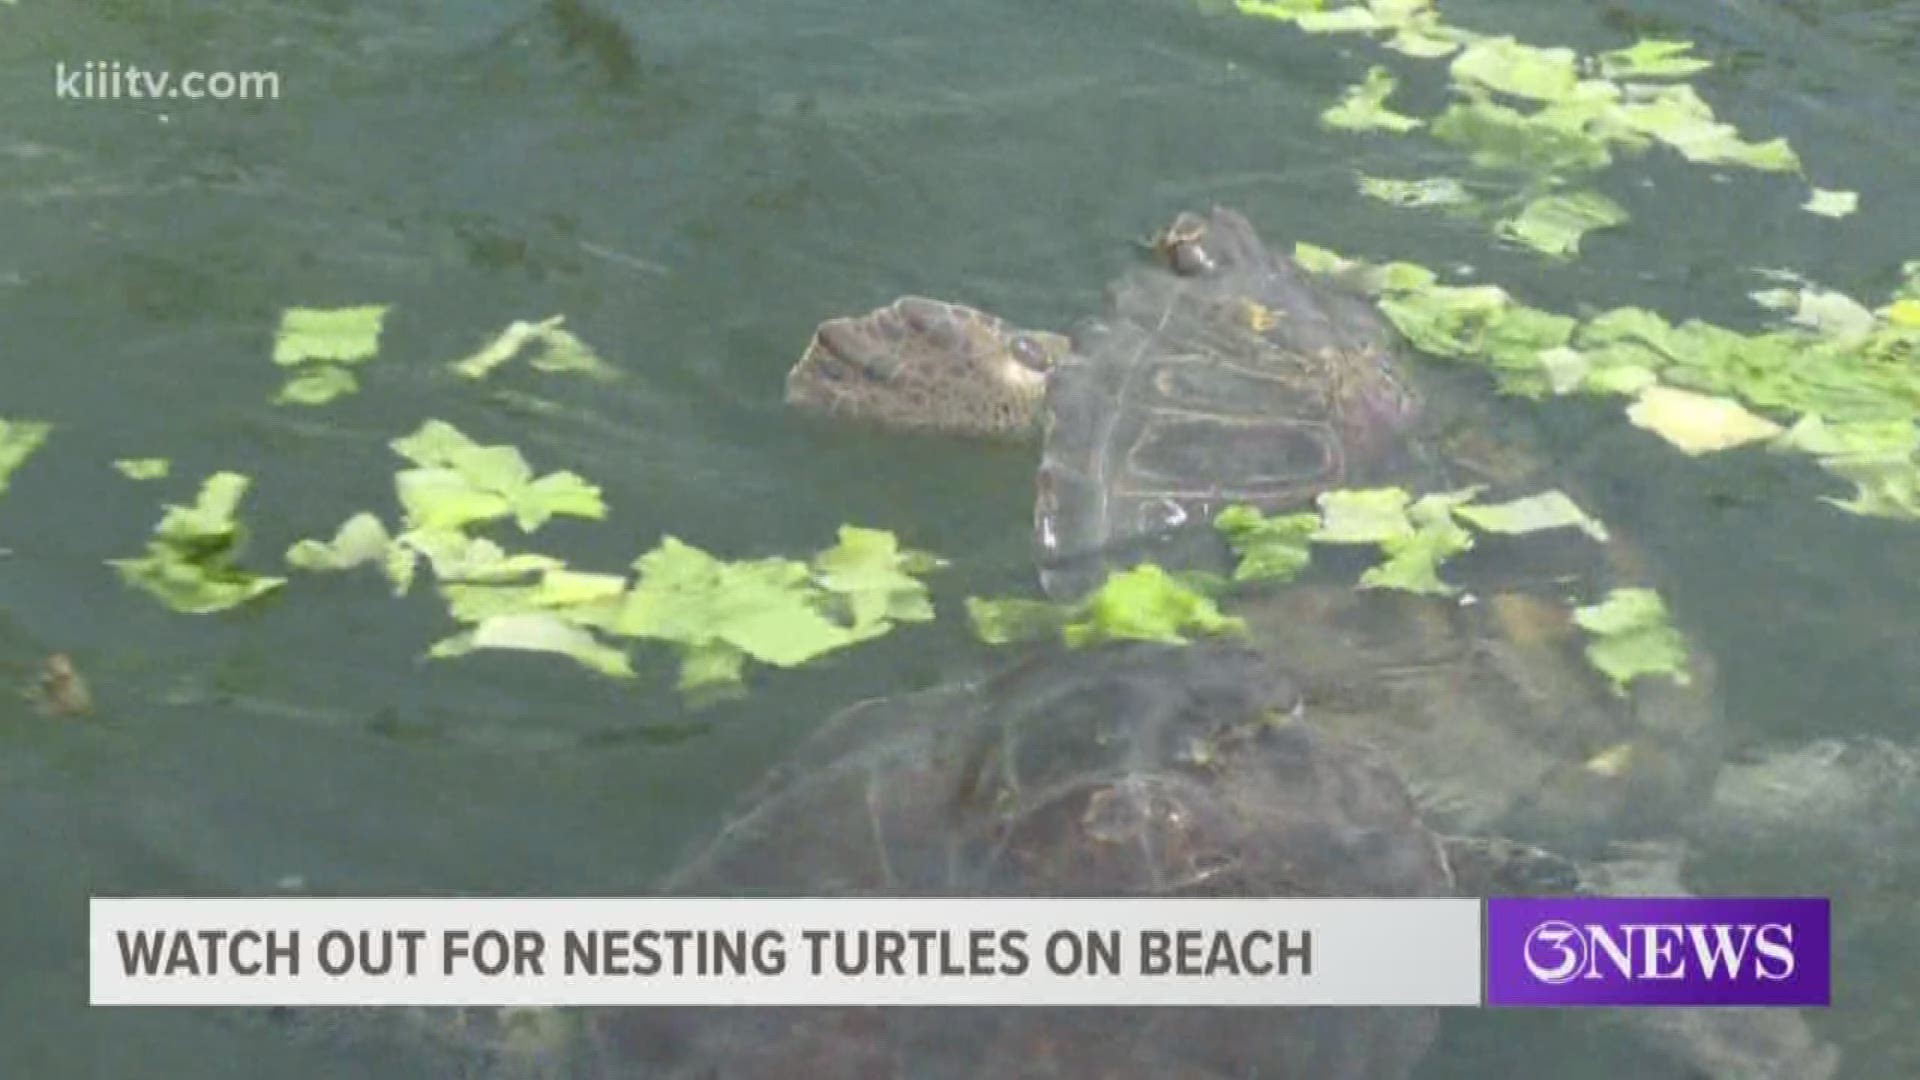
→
(1008, 334, 1053, 373)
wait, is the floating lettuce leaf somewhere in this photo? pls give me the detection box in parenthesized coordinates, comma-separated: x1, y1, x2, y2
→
(396, 468, 514, 532)
(1314, 487, 1415, 544)
(1802, 188, 1859, 219)
(1749, 283, 1877, 340)
(1596, 39, 1712, 80)
(1296, 6, 1385, 33)
(272, 305, 388, 366)
(1450, 37, 1580, 102)
(1309, 488, 1477, 596)
(275, 364, 358, 406)
(1358, 489, 1478, 596)
(451, 316, 614, 380)
(610, 537, 869, 689)
(430, 613, 634, 679)
(1626, 385, 1784, 455)
(440, 568, 628, 625)
(1455, 490, 1609, 540)
(1774, 416, 1919, 458)
(968, 565, 1243, 649)
(809, 526, 944, 633)
(1608, 84, 1800, 172)
(1062, 565, 1245, 647)
(1215, 504, 1317, 583)
(1358, 176, 1474, 208)
(1497, 190, 1627, 257)
(1322, 67, 1423, 133)
(111, 472, 286, 614)
(0, 419, 52, 494)
(389, 420, 605, 533)
(966, 596, 1070, 646)
(286, 512, 393, 572)
(113, 458, 170, 480)
(1816, 453, 1920, 520)
(1776, 419, 1920, 520)
(1432, 96, 1614, 174)
(1233, 0, 1324, 19)
(1378, 284, 1576, 395)
(399, 529, 564, 584)
(1573, 588, 1689, 692)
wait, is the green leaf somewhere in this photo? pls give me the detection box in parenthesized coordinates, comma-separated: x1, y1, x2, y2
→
(1454, 490, 1609, 541)
(1802, 188, 1859, 218)
(1358, 176, 1475, 208)
(1773, 416, 1920, 458)
(391, 419, 484, 467)
(272, 305, 388, 366)
(1497, 190, 1628, 257)
(389, 420, 605, 533)
(511, 472, 607, 531)
(113, 458, 170, 481)
(451, 317, 615, 381)
(1450, 37, 1581, 102)
(275, 364, 359, 406)
(1233, 0, 1324, 20)
(1626, 385, 1783, 455)
(1215, 504, 1318, 582)
(1609, 84, 1800, 172)
(1322, 67, 1423, 133)
(1817, 453, 1920, 520)
(1433, 96, 1615, 174)
(111, 471, 286, 614)
(429, 613, 634, 679)
(1314, 487, 1415, 543)
(1360, 520, 1470, 595)
(1749, 284, 1877, 340)
(399, 528, 564, 584)
(1294, 7, 1385, 33)
(1596, 39, 1712, 80)
(1062, 565, 1246, 647)
(810, 526, 945, 632)
(396, 468, 515, 531)
(1573, 588, 1690, 692)
(287, 512, 393, 572)
(0, 419, 52, 495)
(612, 537, 863, 670)
(966, 596, 1069, 645)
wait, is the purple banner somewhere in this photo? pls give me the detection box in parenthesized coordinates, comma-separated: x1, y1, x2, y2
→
(1485, 897, 1830, 1007)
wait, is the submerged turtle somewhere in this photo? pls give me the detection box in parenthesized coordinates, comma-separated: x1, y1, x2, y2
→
(770, 206, 1837, 1077)
(301, 210, 1842, 1077)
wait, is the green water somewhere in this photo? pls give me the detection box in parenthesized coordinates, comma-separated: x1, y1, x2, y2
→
(2, 0, 1917, 1075)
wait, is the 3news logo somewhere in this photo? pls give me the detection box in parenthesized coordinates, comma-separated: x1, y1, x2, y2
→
(1486, 898, 1831, 1007)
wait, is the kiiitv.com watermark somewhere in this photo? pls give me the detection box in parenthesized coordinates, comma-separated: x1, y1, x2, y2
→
(55, 61, 281, 102)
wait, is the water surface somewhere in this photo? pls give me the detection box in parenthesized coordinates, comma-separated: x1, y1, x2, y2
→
(2, 0, 1917, 1075)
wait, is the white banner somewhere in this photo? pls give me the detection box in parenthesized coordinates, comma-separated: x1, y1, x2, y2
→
(90, 897, 1481, 1007)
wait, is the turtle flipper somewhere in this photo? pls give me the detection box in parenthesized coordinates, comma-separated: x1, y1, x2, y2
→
(1437, 834, 1585, 897)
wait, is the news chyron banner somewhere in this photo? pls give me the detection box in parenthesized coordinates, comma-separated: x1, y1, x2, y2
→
(88, 896, 1829, 1008)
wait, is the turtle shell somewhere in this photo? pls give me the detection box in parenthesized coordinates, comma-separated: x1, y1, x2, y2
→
(580, 642, 1450, 1079)
(1035, 207, 1431, 600)
(1232, 577, 1727, 864)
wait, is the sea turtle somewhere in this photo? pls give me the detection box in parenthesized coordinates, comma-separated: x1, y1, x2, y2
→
(770, 205, 1840, 1077)
(284, 209, 1844, 1076)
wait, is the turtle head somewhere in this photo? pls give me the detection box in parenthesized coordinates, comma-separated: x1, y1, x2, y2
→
(785, 296, 1070, 440)
(1148, 207, 1276, 279)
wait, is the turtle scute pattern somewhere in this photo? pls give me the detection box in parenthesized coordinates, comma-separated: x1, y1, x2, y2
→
(576, 642, 1451, 1080)
(1036, 208, 1428, 600)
